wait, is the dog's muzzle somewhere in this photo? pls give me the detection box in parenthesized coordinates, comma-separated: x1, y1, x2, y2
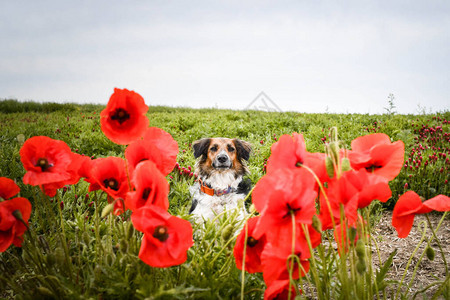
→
(213, 152, 232, 169)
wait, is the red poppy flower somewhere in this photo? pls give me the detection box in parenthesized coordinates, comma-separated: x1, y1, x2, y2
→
(252, 168, 317, 252)
(392, 191, 431, 238)
(264, 279, 298, 300)
(0, 177, 20, 200)
(0, 197, 32, 252)
(40, 152, 85, 197)
(233, 216, 267, 274)
(423, 195, 450, 211)
(266, 133, 327, 181)
(20, 136, 73, 186)
(126, 160, 169, 212)
(90, 157, 129, 200)
(100, 88, 149, 145)
(261, 242, 310, 286)
(125, 127, 178, 176)
(131, 205, 194, 268)
(319, 169, 391, 230)
(348, 133, 405, 181)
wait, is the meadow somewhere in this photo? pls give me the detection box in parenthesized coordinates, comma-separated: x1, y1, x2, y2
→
(0, 99, 449, 299)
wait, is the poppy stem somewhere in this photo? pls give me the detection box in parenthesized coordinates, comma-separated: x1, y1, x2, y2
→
(395, 220, 428, 300)
(240, 222, 248, 300)
(425, 213, 448, 274)
(300, 164, 337, 230)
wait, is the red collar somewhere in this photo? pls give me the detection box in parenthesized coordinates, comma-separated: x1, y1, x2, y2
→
(198, 179, 234, 196)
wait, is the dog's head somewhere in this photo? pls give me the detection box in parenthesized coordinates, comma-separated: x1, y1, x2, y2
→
(192, 138, 251, 178)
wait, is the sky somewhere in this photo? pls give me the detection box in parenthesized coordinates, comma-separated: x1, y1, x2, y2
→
(1, 0, 449, 114)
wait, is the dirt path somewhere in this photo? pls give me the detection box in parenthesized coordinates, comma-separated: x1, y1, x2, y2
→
(372, 212, 450, 298)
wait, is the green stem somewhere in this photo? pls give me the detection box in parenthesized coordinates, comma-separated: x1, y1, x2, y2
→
(240, 222, 248, 300)
(394, 220, 428, 300)
(425, 213, 448, 274)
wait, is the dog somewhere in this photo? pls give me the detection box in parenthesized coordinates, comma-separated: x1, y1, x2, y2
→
(189, 138, 252, 223)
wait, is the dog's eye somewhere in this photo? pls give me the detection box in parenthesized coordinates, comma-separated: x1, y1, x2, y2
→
(210, 146, 218, 152)
(227, 145, 235, 152)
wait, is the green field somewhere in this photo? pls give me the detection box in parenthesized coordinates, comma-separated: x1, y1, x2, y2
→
(0, 99, 449, 299)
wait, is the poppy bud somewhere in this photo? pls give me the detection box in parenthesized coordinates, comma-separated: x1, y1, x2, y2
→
(426, 246, 435, 261)
(17, 134, 25, 145)
(55, 247, 65, 266)
(36, 287, 54, 297)
(120, 239, 129, 253)
(82, 231, 91, 246)
(221, 224, 234, 242)
(326, 156, 334, 178)
(355, 239, 365, 259)
(356, 260, 366, 274)
(101, 203, 115, 218)
(312, 215, 322, 234)
(348, 227, 357, 243)
(341, 157, 351, 172)
(126, 222, 135, 240)
(46, 253, 56, 267)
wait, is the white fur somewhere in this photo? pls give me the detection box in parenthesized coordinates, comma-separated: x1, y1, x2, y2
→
(189, 172, 247, 223)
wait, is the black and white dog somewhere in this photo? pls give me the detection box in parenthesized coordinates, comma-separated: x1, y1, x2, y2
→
(189, 138, 252, 223)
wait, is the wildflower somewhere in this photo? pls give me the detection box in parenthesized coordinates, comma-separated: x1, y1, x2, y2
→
(131, 205, 193, 268)
(252, 168, 317, 252)
(348, 133, 404, 180)
(391, 192, 450, 238)
(266, 133, 327, 180)
(0, 197, 32, 252)
(0, 177, 20, 200)
(125, 127, 178, 176)
(126, 161, 169, 212)
(90, 157, 129, 201)
(319, 169, 391, 230)
(264, 279, 298, 300)
(20, 136, 73, 186)
(261, 242, 310, 285)
(233, 217, 267, 273)
(100, 88, 149, 145)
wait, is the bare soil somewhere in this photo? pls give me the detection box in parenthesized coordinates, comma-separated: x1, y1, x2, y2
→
(372, 212, 450, 299)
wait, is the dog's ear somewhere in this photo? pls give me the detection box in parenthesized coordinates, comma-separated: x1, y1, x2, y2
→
(233, 139, 252, 161)
(192, 138, 211, 159)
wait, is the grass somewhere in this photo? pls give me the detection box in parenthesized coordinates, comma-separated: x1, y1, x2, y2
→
(0, 99, 448, 298)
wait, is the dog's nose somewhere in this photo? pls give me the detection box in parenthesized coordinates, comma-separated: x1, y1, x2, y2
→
(217, 154, 228, 163)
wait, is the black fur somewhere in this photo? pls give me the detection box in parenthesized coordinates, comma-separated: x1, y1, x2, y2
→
(237, 178, 252, 195)
(234, 139, 251, 162)
(189, 198, 198, 214)
(192, 138, 211, 159)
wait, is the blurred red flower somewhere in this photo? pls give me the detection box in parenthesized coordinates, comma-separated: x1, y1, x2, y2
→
(20, 136, 73, 186)
(266, 133, 326, 181)
(252, 168, 317, 252)
(126, 160, 169, 212)
(392, 192, 449, 238)
(319, 169, 391, 230)
(264, 279, 298, 300)
(233, 216, 267, 274)
(0, 197, 32, 252)
(261, 242, 310, 286)
(125, 127, 178, 176)
(0, 177, 20, 200)
(348, 133, 405, 181)
(100, 88, 149, 145)
(131, 205, 193, 268)
(423, 194, 450, 211)
(40, 152, 86, 197)
(90, 157, 129, 201)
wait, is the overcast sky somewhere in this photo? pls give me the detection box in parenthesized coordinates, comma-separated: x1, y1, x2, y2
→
(1, 0, 449, 114)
